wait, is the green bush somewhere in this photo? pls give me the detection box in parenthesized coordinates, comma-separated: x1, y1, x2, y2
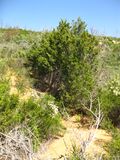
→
(69, 144, 85, 160)
(99, 77, 120, 127)
(15, 95, 62, 150)
(27, 18, 99, 111)
(19, 95, 62, 140)
(0, 80, 19, 132)
(107, 130, 120, 159)
(0, 79, 62, 150)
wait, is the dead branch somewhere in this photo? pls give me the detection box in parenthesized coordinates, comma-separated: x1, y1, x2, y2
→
(77, 93, 104, 159)
(0, 126, 35, 160)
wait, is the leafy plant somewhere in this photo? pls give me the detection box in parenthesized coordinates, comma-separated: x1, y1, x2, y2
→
(0, 79, 62, 150)
(27, 18, 99, 111)
(99, 77, 120, 127)
(107, 130, 120, 159)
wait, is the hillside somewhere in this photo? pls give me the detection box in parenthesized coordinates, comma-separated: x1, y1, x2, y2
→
(0, 19, 120, 160)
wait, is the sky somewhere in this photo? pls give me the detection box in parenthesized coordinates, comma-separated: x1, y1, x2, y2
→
(0, 0, 120, 37)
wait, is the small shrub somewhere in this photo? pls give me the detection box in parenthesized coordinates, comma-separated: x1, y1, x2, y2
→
(0, 80, 19, 132)
(70, 144, 82, 160)
(100, 118, 115, 131)
(99, 78, 120, 127)
(14, 95, 62, 150)
(108, 130, 120, 159)
(23, 99, 60, 135)
(75, 114, 82, 123)
(109, 75, 120, 96)
(0, 79, 62, 150)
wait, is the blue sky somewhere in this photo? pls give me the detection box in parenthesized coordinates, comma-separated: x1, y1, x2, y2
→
(0, 0, 120, 37)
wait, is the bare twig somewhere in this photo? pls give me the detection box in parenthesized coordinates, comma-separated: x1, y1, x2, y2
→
(76, 92, 104, 159)
(0, 126, 35, 160)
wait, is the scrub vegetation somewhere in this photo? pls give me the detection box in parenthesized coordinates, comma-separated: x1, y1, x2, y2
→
(0, 18, 120, 159)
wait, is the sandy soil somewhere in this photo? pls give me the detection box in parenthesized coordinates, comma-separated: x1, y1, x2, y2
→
(35, 116, 112, 160)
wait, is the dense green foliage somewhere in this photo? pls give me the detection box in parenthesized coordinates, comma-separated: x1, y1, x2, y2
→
(0, 80, 19, 131)
(19, 95, 62, 141)
(27, 18, 98, 110)
(108, 131, 120, 158)
(0, 80, 62, 149)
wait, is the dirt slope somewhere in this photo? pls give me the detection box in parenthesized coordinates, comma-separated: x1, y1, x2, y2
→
(35, 116, 112, 160)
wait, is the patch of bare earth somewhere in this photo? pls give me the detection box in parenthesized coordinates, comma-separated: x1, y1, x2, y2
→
(36, 116, 112, 160)
(6, 70, 43, 100)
